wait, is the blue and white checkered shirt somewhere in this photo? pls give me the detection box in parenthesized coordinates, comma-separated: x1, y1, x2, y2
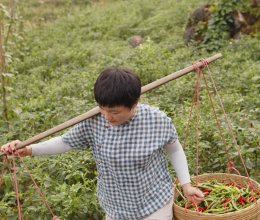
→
(62, 104, 178, 220)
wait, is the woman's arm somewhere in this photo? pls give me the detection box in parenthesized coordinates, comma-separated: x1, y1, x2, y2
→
(31, 136, 72, 156)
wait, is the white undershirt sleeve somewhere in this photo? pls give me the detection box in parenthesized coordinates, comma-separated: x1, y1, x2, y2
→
(31, 136, 72, 156)
(166, 139, 191, 186)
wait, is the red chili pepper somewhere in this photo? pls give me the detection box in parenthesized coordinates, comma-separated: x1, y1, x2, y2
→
(197, 207, 206, 212)
(236, 184, 242, 189)
(201, 188, 212, 192)
(238, 196, 247, 205)
(203, 191, 211, 196)
(201, 188, 212, 196)
(225, 182, 235, 186)
(249, 196, 256, 202)
(222, 198, 230, 204)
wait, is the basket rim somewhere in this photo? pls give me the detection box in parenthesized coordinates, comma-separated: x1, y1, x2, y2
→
(173, 173, 260, 216)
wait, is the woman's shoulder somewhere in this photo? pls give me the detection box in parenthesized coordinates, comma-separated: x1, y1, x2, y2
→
(138, 103, 170, 121)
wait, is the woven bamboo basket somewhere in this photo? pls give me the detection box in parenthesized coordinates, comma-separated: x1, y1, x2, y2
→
(173, 173, 260, 220)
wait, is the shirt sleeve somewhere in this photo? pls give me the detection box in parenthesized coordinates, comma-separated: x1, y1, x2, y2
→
(31, 136, 72, 156)
(164, 116, 178, 145)
(166, 139, 191, 186)
(62, 120, 92, 149)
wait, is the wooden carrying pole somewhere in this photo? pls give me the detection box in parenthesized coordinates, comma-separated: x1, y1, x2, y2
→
(2, 53, 222, 153)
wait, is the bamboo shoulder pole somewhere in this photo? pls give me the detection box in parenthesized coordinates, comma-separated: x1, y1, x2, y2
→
(11, 53, 222, 151)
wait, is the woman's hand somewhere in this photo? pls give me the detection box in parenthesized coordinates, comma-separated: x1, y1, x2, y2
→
(182, 182, 204, 203)
(1, 140, 32, 157)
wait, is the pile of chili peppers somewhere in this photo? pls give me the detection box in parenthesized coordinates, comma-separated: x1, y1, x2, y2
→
(175, 180, 260, 214)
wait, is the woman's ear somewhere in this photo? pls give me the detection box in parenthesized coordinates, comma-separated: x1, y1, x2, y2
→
(130, 100, 139, 110)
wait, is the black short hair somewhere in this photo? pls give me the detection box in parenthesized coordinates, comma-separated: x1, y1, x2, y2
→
(94, 67, 141, 108)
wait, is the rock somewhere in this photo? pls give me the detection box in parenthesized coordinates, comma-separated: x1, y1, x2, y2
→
(183, 26, 195, 43)
(190, 5, 211, 23)
(183, 5, 211, 43)
(129, 35, 143, 48)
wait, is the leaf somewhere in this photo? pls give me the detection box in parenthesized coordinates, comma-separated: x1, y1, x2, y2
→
(0, 4, 10, 18)
(245, 148, 256, 153)
(252, 76, 260, 82)
(27, 206, 37, 211)
(2, 73, 14, 77)
(245, 159, 253, 169)
(43, 180, 51, 188)
(13, 108, 22, 115)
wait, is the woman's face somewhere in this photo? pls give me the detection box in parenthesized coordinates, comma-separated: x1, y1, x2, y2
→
(99, 104, 137, 126)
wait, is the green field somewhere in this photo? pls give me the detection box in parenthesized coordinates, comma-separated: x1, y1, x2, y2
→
(0, 0, 259, 219)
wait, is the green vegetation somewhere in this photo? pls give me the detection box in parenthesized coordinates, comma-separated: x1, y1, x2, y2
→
(0, 0, 259, 219)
